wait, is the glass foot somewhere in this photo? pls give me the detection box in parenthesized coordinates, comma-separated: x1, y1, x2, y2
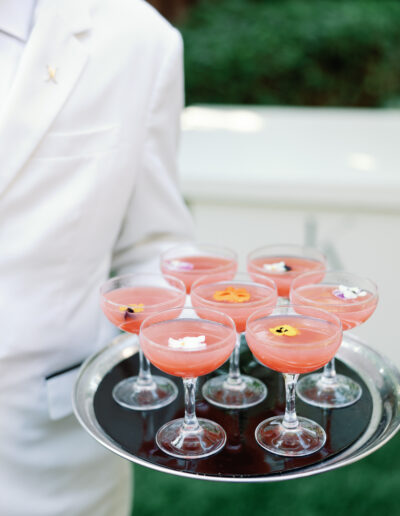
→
(296, 373, 362, 409)
(156, 418, 226, 459)
(256, 416, 326, 457)
(202, 374, 267, 409)
(112, 375, 178, 411)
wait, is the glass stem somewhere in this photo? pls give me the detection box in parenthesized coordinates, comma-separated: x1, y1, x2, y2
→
(279, 297, 290, 315)
(321, 357, 337, 384)
(182, 377, 200, 432)
(137, 348, 155, 387)
(226, 333, 243, 386)
(282, 373, 300, 430)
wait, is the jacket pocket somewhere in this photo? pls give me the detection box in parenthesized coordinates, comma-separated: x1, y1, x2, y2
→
(33, 125, 121, 159)
(45, 362, 83, 420)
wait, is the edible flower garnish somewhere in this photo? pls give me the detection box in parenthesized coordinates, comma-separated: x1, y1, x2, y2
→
(119, 303, 144, 313)
(269, 325, 299, 336)
(263, 261, 292, 273)
(213, 286, 251, 303)
(168, 336, 207, 350)
(333, 285, 367, 300)
(169, 259, 194, 271)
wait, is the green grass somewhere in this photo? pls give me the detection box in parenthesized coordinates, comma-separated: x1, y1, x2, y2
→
(132, 433, 400, 515)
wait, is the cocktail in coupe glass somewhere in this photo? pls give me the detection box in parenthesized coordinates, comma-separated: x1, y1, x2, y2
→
(247, 244, 326, 300)
(290, 271, 378, 408)
(160, 243, 238, 294)
(191, 272, 277, 409)
(246, 304, 342, 457)
(140, 307, 236, 459)
(100, 273, 186, 410)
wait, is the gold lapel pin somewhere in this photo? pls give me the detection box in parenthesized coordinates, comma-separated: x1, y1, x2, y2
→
(45, 65, 58, 84)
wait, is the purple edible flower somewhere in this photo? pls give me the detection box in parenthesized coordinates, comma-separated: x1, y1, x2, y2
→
(333, 289, 347, 300)
(169, 259, 194, 271)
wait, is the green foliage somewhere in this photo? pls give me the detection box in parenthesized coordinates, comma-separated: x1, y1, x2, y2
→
(133, 432, 400, 516)
(179, 0, 400, 106)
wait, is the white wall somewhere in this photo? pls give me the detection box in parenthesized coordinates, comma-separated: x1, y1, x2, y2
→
(179, 106, 400, 367)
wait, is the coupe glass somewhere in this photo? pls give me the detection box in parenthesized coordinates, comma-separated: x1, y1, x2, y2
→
(191, 272, 277, 408)
(140, 307, 236, 459)
(290, 271, 378, 408)
(160, 242, 238, 294)
(100, 273, 186, 410)
(246, 304, 342, 457)
(247, 244, 326, 301)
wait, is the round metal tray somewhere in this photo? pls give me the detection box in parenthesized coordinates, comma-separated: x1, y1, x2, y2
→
(73, 333, 400, 482)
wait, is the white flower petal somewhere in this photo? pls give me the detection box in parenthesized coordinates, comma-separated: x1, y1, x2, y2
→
(168, 335, 207, 350)
(263, 261, 287, 273)
(335, 285, 367, 300)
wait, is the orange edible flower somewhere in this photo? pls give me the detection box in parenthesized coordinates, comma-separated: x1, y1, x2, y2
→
(213, 286, 251, 303)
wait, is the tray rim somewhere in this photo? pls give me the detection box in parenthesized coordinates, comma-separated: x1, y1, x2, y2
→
(72, 333, 400, 483)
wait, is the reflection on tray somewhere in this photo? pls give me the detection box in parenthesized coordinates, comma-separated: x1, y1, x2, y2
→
(93, 344, 372, 479)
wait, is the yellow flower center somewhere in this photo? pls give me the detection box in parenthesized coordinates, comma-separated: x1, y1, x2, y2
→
(213, 286, 251, 303)
(119, 303, 144, 313)
(269, 325, 299, 336)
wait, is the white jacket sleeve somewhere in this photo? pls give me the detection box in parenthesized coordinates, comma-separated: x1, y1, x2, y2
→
(111, 29, 195, 275)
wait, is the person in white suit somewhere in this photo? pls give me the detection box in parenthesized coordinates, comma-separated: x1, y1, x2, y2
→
(0, 0, 194, 514)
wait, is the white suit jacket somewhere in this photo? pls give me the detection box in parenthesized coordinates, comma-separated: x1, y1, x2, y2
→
(0, 0, 194, 514)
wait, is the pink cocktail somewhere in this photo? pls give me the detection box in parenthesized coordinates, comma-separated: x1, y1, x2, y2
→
(191, 273, 277, 408)
(141, 318, 235, 378)
(102, 286, 186, 334)
(290, 271, 378, 408)
(247, 244, 326, 298)
(100, 273, 186, 410)
(290, 284, 377, 331)
(246, 304, 342, 457)
(140, 307, 236, 459)
(247, 314, 342, 374)
(161, 243, 237, 293)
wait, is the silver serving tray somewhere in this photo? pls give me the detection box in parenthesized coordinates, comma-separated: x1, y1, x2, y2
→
(73, 333, 400, 482)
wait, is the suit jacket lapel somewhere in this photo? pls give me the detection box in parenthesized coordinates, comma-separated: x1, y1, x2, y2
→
(0, 0, 91, 197)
